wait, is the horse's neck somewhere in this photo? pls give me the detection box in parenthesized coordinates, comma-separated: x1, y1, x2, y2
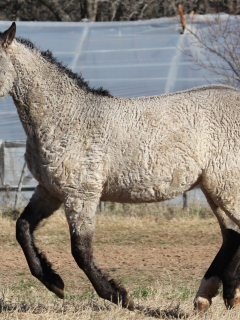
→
(10, 44, 85, 141)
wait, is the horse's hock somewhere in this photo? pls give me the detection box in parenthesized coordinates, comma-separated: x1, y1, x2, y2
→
(1, 22, 240, 312)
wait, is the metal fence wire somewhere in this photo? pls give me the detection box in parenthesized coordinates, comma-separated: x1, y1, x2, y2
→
(0, 140, 36, 209)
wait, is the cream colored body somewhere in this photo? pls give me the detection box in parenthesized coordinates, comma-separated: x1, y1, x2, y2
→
(23, 81, 240, 215)
(4, 41, 239, 212)
(1, 27, 240, 311)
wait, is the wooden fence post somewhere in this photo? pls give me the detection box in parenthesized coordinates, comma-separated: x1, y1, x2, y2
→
(183, 192, 189, 211)
(0, 141, 4, 185)
(14, 161, 27, 210)
(99, 201, 104, 214)
(178, 4, 186, 33)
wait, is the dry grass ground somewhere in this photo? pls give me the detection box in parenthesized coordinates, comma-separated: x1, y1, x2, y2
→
(0, 201, 240, 319)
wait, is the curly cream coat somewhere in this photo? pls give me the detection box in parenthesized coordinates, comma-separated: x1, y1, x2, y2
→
(1, 22, 240, 312)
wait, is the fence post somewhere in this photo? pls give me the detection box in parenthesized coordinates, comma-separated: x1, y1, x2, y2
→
(14, 161, 27, 210)
(0, 141, 4, 185)
(178, 4, 186, 33)
(99, 201, 104, 214)
(183, 192, 189, 211)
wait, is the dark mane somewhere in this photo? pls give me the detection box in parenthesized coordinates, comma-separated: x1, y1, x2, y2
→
(15, 37, 112, 97)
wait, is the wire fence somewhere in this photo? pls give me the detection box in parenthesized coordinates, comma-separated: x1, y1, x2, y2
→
(0, 140, 36, 210)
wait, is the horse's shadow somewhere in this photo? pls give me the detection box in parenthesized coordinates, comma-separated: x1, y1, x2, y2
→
(0, 301, 36, 313)
(136, 304, 189, 319)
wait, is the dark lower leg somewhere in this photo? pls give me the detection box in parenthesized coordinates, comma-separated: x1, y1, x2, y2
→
(222, 246, 240, 308)
(65, 197, 134, 310)
(195, 229, 240, 310)
(16, 185, 64, 298)
(71, 233, 134, 310)
(195, 188, 240, 311)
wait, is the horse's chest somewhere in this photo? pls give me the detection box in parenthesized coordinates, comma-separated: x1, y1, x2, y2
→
(26, 141, 106, 197)
(25, 147, 54, 190)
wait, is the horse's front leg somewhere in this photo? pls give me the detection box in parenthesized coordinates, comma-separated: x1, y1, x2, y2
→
(65, 195, 134, 310)
(16, 184, 64, 298)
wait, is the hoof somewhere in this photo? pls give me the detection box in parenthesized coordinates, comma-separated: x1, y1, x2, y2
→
(53, 286, 64, 299)
(122, 294, 134, 311)
(126, 297, 134, 311)
(225, 289, 240, 309)
(194, 296, 211, 313)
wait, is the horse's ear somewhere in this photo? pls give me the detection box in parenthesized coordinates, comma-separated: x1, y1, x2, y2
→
(2, 22, 16, 49)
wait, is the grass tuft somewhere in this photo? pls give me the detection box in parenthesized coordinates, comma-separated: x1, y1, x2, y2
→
(133, 286, 157, 299)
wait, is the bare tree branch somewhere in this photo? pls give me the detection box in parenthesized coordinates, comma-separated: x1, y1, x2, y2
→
(182, 14, 240, 88)
(111, 0, 121, 21)
(38, 0, 71, 21)
(85, 0, 98, 21)
(3, 0, 240, 23)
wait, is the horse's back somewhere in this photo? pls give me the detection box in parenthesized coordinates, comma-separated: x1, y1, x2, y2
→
(101, 85, 240, 203)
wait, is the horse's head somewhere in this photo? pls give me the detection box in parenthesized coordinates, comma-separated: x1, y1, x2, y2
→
(0, 22, 16, 98)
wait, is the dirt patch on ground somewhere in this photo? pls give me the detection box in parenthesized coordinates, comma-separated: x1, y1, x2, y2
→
(0, 244, 219, 287)
(0, 213, 222, 296)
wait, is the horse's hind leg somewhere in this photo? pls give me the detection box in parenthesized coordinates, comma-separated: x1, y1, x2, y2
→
(64, 196, 134, 310)
(16, 184, 64, 298)
(194, 186, 240, 311)
(222, 243, 240, 308)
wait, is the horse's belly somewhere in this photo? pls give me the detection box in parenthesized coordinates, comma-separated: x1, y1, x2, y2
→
(101, 185, 192, 203)
(101, 165, 201, 203)
(100, 185, 181, 203)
